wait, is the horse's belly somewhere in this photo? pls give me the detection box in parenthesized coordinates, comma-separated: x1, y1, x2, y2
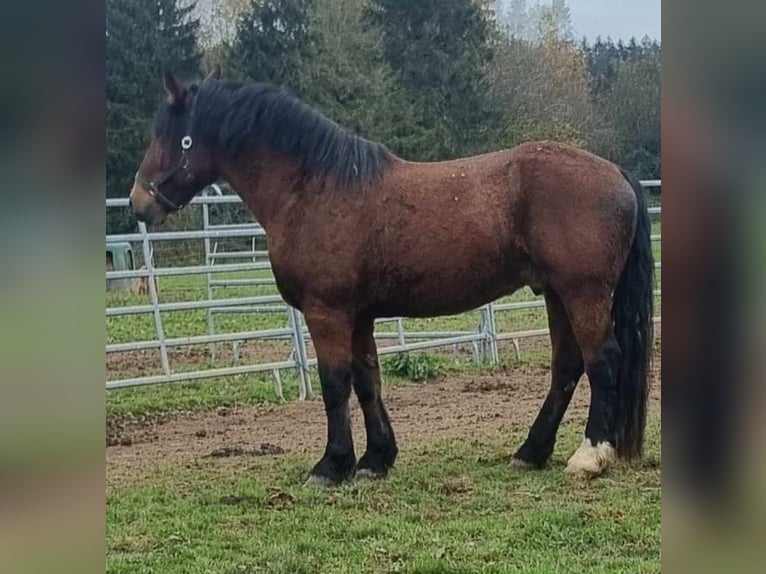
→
(371, 263, 529, 318)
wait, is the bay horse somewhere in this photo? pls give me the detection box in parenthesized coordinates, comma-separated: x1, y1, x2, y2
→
(129, 68, 653, 484)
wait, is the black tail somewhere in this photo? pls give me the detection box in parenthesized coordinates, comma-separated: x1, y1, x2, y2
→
(613, 170, 655, 459)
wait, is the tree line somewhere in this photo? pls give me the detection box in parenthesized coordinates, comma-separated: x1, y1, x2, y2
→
(107, 0, 660, 233)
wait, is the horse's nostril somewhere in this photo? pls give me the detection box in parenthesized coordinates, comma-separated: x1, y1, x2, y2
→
(128, 196, 133, 209)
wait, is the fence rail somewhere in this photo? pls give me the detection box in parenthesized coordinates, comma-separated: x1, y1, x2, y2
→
(106, 181, 661, 392)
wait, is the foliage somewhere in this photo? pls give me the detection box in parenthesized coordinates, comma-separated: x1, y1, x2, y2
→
(583, 37, 662, 178)
(382, 352, 442, 381)
(490, 30, 593, 148)
(197, 0, 250, 48)
(497, 0, 573, 41)
(225, 0, 315, 92)
(367, 0, 500, 159)
(299, 0, 423, 157)
(583, 36, 657, 97)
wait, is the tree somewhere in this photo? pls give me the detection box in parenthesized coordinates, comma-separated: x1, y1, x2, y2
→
(196, 0, 250, 49)
(106, 0, 202, 231)
(582, 35, 652, 98)
(497, 0, 535, 41)
(490, 4, 592, 148)
(497, 0, 572, 42)
(592, 44, 661, 177)
(583, 36, 661, 177)
(536, 0, 573, 40)
(225, 0, 314, 93)
(295, 0, 423, 157)
(367, 0, 498, 159)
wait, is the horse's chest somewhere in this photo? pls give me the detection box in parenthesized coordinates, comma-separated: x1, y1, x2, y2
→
(269, 263, 302, 310)
(266, 241, 304, 309)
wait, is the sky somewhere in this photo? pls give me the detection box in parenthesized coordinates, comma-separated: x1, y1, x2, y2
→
(566, 0, 661, 41)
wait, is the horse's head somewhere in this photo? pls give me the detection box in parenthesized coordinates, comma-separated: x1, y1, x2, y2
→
(129, 66, 221, 225)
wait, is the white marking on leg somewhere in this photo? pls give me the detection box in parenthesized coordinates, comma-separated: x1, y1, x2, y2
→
(565, 438, 615, 478)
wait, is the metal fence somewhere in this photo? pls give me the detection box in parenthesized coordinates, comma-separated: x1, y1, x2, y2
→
(106, 181, 661, 394)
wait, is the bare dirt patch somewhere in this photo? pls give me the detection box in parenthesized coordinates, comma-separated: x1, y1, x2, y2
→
(107, 356, 660, 488)
(106, 413, 173, 447)
(205, 444, 285, 458)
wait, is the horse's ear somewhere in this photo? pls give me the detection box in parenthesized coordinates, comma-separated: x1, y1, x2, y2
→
(163, 69, 184, 105)
(205, 64, 221, 83)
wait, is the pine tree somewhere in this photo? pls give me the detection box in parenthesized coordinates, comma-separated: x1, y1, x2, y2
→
(225, 0, 314, 94)
(299, 0, 424, 158)
(367, 0, 498, 159)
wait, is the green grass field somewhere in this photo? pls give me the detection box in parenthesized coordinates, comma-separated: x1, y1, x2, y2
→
(106, 415, 661, 573)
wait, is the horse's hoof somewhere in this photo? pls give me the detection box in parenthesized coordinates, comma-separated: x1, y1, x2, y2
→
(565, 439, 614, 478)
(355, 467, 387, 481)
(509, 457, 536, 470)
(303, 474, 339, 488)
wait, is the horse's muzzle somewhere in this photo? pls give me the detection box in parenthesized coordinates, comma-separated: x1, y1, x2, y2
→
(129, 182, 168, 225)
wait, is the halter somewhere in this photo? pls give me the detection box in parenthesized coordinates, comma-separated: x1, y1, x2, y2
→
(134, 91, 198, 212)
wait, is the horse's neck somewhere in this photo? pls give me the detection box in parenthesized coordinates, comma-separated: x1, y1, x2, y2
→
(216, 150, 307, 232)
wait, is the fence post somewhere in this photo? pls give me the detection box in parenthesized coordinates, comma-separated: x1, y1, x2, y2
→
(289, 307, 313, 400)
(272, 368, 284, 401)
(203, 185, 224, 365)
(298, 310, 313, 399)
(477, 308, 487, 363)
(202, 199, 215, 364)
(479, 303, 499, 365)
(487, 302, 499, 364)
(396, 318, 405, 346)
(139, 221, 171, 376)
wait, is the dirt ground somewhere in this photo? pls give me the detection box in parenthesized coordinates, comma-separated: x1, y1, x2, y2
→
(107, 356, 661, 487)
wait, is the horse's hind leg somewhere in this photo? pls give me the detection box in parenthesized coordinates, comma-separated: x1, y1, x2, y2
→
(561, 288, 622, 478)
(352, 317, 398, 478)
(512, 289, 584, 468)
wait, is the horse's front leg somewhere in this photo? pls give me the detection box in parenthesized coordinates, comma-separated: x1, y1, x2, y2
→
(352, 317, 398, 478)
(303, 309, 357, 486)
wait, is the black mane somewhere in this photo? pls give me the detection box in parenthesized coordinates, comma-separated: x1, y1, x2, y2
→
(154, 80, 393, 188)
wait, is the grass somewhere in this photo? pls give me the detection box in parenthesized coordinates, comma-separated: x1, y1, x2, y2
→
(382, 353, 443, 381)
(106, 372, 294, 419)
(106, 416, 661, 573)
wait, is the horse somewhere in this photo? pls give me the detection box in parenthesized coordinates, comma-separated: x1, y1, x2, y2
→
(129, 68, 653, 485)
